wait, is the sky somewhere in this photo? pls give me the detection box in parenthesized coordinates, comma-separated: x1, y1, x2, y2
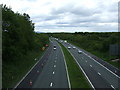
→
(1, 0, 119, 32)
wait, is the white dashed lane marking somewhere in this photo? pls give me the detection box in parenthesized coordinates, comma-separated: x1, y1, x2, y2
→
(53, 71, 55, 74)
(90, 65, 92, 67)
(54, 65, 56, 68)
(83, 52, 120, 79)
(37, 70, 39, 73)
(50, 82, 53, 87)
(98, 72, 101, 75)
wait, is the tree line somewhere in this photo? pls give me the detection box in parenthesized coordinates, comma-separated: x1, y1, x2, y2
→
(2, 4, 49, 63)
(2, 5, 49, 88)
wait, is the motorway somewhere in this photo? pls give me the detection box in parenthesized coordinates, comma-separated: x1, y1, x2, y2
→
(32, 40, 70, 88)
(15, 38, 120, 89)
(59, 39, 120, 89)
(15, 39, 70, 88)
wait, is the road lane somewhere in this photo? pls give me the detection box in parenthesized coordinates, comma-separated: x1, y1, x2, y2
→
(69, 42, 120, 77)
(32, 40, 69, 88)
(16, 42, 53, 88)
(70, 48, 112, 88)
(61, 41, 120, 89)
(16, 40, 69, 88)
(81, 53, 119, 88)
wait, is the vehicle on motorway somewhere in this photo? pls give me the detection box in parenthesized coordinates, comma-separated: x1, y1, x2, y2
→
(54, 38, 58, 40)
(60, 40, 63, 43)
(64, 40, 67, 43)
(73, 47, 76, 49)
(78, 50, 82, 54)
(53, 45, 56, 50)
(68, 46, 71, 49)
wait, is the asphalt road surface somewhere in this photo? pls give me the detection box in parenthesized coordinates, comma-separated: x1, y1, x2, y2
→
(15, 38, 120, 89)
(59, 40, 120, 89)
(15, 39, 70, 88)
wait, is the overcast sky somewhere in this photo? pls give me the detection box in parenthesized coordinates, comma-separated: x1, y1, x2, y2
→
(1, 0, 119, 32)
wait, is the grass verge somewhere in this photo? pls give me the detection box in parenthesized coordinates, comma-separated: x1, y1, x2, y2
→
(2, 48, 47, 88)
(58, 42, 91, 88)
(69, 41, 120, 69)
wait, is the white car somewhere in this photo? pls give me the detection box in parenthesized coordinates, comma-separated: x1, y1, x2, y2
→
(64, 40, 67, 43)
(68, 47, 71, 49)
(61, 40, 63, 43)
(53, 45, 56, 50)
(73, 47, 76, 49)
(78, 50, 82, 54)
(54, 48, 56, 50)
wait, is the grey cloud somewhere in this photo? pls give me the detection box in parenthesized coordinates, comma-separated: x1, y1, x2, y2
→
(26, 0, 37, 2)
(70, 7, 101, 16)
(33, 0, 118, 32)
(32, 14, 60, 23)
(99, 1, 118, 13)
(51, 3, 74, 15)
(57, 24, 77, 27)
(51, 4, 102, 17)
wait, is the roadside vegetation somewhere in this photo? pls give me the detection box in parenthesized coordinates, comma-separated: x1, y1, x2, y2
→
(59, 42, 91, 88)
(52, 32, 120, 69)
(2, 5, 49, 88)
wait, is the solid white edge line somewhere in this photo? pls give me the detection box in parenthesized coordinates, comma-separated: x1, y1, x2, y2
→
(64, 45, 95, 89)
(111, 85, 115, 90)
(14, 41, 51, 88)
(70, 42, 120, 72)
(58, 43, 71, 89)
(82, 52, 120, 79)
(69, 42, 120, 79)
(62, 40, 119, 89)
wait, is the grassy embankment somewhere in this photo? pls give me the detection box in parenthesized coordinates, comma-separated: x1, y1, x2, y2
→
(59, 42, 92, 88)
(3, 48, 48, 88)
(2, 5, 50, 88)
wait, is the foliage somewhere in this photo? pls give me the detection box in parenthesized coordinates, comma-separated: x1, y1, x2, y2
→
(2, 4, 49, 62)
(2, 4, 49, 88)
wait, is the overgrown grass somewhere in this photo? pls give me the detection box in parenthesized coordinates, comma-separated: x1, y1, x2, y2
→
(2, 49, 46, 88)
(69, 41, 120, 69)
(58, 42, 91, 88)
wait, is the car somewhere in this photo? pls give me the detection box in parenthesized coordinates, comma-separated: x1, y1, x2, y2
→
(68, 46, 71, 49)
(53, 45, 56, 50)
(73, 47, 76, 49)
(64, 40, 67, 43)
(61, 40, 63, 43)
(78, 50, 82, 54)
